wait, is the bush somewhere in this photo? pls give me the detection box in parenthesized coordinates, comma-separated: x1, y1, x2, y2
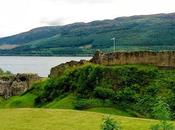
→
(152, 98, 172, 120)
(150, 98, 174, 130)
(74, 99, 91, 110)
(101, 116, 122, 130)
(150, 123, 174, 130)
(74, 98, 111, 110)
(94, 87, 115, 102)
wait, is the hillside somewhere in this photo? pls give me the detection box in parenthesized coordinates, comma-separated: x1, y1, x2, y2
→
(1, 64, 175, 120)
(0, 26, 61, 45)
(1, 63, 175, 129)
(0, 108, 162, 130)
(0, 13, 175, 55)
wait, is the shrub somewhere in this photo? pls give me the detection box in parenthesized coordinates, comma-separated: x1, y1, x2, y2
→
(112, 86, 137, 107)
(74, 99, 91, 110)
(101, 116, 122, 130)
(150, 123, 174, 130)
(94, 87, 115, 102)
(74, 98, 110, 110)
(150, 98, 174, 130)
(152, 98, 172, 120)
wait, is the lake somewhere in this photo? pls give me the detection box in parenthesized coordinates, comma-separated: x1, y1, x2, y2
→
(0, 56, 91, 77)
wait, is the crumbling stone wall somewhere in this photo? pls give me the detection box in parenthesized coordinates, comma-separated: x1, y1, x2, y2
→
(0, 74, 40, 99)
(49, 60, 88, 78)
(49, 51, 175, 78)
(90, 51, 175, 68)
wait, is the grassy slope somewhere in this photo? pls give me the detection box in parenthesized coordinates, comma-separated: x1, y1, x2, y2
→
(1, 64, 175, 117)
(0, 94, 133, 117)
(0, 94, 36, 108)
(44, 94, 76, 109)
(85, 107, 131, 116)
(0, 108, 162, 130)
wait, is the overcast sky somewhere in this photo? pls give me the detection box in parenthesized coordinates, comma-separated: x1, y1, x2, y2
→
(0, 0, 175, 37)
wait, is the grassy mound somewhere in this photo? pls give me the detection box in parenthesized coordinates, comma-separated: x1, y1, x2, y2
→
(0, 108, 164, 130)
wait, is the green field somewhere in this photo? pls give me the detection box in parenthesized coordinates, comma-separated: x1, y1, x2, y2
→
(0, 108, 164, 130)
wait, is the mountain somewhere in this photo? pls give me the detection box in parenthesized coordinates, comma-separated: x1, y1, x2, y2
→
(0, 13, 175, 56)
(0, 26, 61, 45)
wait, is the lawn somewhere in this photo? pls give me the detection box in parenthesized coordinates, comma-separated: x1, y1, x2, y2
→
(0, 108, 164, 130)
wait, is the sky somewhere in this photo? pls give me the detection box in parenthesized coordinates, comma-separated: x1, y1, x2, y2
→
(0, 0, 175, 37)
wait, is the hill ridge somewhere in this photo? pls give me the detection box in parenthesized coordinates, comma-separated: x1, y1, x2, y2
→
(0, 12, 175, 55)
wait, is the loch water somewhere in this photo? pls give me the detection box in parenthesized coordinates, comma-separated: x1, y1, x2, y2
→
(0, 56, 91, 77)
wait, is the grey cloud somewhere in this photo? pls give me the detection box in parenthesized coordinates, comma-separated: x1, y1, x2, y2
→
(40, 18, 66, 26)
(47, 0, 114, 4)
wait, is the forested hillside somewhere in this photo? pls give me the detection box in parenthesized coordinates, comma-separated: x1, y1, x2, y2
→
(0, 13, 175, 55)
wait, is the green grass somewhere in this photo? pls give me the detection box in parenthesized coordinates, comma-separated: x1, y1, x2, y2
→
(0, 94, 36, 108)
(0, 108, 167, 130)
(44, 95, 76, 109)
(43, 95, 133, 117)
(85, 107, 132, 116)
(0, 94, 134, 117)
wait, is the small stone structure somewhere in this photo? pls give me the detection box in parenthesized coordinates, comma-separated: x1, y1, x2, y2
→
(0, 74, 40, 99)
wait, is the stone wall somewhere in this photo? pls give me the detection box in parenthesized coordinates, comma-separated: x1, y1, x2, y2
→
(0, 74, 40, 99)
(49, 60, 88, 78)
(90, 51, 175, 68)
(49, 51, 175, 78)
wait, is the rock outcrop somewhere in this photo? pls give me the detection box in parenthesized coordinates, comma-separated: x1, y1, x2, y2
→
(0, 74, 40, 99)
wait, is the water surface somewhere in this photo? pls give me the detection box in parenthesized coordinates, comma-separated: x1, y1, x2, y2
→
(0, 56, 91, 77)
